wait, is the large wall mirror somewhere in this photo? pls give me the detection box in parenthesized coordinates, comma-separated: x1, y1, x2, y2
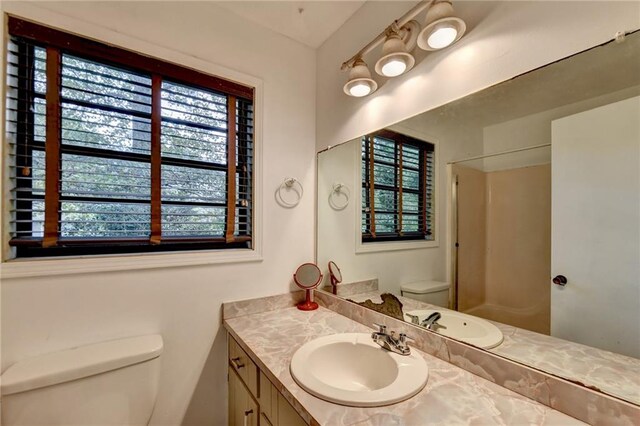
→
(317, 31, 639, 405)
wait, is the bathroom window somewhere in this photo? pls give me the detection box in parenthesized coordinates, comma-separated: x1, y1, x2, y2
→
(361, 130, 434, 242)
(5, 18, 254, 257)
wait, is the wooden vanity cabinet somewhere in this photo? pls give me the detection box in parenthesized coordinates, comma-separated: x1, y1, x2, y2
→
(228, 334, 307, 426)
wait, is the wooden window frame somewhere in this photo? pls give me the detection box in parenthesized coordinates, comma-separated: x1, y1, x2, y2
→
(7, 17, 255, 258)
(362, 129, 435, 243)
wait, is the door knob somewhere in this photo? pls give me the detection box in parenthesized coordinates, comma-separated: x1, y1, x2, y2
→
(552, 275, 568, 286)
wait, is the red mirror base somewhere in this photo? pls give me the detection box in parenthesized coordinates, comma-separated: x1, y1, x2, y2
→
(297, 300, 319, 311)
(297, 289, 319, 311)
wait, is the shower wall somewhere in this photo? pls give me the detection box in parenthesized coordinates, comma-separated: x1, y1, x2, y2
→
(484, 164, 551, 334)
(453, 164, 487, 312)
(455, 163, 551, 334)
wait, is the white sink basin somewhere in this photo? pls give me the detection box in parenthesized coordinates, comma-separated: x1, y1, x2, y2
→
(290, 333, 428, 407)
(404, 309, 504, 349)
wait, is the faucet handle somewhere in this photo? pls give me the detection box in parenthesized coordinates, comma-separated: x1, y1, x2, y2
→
(373, 323, 387, 334)
(398, 333, 413, 345)
(406, 313, 419, 325)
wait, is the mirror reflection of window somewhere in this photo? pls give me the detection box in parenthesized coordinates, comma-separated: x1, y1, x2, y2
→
(361, 130, 435, 243)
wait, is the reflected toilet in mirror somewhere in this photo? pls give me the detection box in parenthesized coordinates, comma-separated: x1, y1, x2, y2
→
(400, 281, 449, 308)
(294, 263, 322, 311)
(328, 261, 343, 295)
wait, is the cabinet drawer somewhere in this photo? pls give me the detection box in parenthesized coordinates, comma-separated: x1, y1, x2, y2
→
(229, 367, 258, 426)
(229, 335, 259, 398)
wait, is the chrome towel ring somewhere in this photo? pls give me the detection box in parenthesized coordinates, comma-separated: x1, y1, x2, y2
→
(329, 183, 350, 210)
(276, 177, 303, 208)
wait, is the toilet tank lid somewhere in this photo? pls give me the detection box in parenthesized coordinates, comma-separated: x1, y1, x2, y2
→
(401, 280, 449, 294)
(1, 334, 163, 396)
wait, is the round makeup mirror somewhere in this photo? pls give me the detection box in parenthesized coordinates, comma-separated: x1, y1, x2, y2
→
(294, 263, 322, 289)
(328, 261, 342, 295)
(293, 263, 322, 311)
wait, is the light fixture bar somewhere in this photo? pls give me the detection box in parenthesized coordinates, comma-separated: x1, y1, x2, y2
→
(341, 0, 434, 71)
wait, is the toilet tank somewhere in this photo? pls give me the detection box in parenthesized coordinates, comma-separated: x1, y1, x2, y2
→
(401, 280, 450, 308)
(1, 335, 163, 426)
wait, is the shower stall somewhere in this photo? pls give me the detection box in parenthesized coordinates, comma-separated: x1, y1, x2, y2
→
(449, 145, 551, 335)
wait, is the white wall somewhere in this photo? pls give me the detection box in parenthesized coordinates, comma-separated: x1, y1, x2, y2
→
(0, 2, 316, 425)
(316, 1, 640, 151)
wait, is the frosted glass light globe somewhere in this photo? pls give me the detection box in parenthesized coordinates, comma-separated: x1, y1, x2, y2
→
(344, 58, 377, 97)
(349, 82, 372, 97)
(427, 24, 458, 49)
(381, 58, 408, 77)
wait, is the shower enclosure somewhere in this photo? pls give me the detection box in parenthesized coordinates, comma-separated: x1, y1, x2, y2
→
(449, 145, 551, 335)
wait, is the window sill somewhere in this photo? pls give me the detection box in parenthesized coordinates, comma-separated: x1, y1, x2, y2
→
(355, 239, 438, 254)
(0, 248, 263, 279)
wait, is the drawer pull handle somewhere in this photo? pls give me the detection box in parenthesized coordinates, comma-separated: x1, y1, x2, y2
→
(243, 409, 253, 426)
(231, 357, 245, 369)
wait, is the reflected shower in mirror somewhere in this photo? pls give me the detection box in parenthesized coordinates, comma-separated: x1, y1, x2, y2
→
(452, 144, 551, 335)
(317, 31, 640, 405)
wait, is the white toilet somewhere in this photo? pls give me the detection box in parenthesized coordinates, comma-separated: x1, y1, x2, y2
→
(400, 280, 450, 308)
(1, 334, 163, 426)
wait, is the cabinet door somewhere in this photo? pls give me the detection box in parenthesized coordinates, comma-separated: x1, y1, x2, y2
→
(229, 367, 258, 426)
(259, 371, 278, 425)
(277, 393, 307, 426)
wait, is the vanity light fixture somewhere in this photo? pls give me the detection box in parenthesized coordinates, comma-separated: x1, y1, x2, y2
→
(342, 0, 466, 97)
(374, 29, 416, 77)
(417, 0, 466, 51)
(343, 58, 378, 97)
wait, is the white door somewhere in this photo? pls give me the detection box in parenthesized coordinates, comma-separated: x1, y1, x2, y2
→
(551, 96, 640, 358)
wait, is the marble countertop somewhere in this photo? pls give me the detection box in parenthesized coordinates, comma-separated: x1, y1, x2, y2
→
(349, 290, 640, 406)
(224, 305, 584, 425)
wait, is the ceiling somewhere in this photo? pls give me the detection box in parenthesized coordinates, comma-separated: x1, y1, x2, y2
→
(214, 1, 367, 48)
(408, 30, 640, 132)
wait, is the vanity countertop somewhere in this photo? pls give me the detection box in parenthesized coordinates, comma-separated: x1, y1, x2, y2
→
(350, 290, 640, 406)
(224, 305, 584, 426)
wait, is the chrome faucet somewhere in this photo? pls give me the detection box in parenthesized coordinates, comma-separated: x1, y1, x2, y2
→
(371, 323, 412, 356)
(421, 312, 446, 331)
(406, 312, 447, 331)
